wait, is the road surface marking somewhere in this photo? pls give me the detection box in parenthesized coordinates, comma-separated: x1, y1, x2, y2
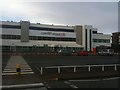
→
(3, 69, 32, 72)
(2, 72, 34, 75)
(21, 69, 33, 72)
(64, 81, 71, 84)
(64, 81, 78, 88)
(69, 77, 120, 82)
(4, 68, 32, 71)
(2, 83, 44, 89)
(102, 77, 120, 80)
(70, 85, 78, 88)
(69, 79, 100, 82)
(3, 71, 16, 73)
(2, 55, 34, 75)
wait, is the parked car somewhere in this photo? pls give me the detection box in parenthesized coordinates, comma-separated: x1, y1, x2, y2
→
(97, 49, 114, 56)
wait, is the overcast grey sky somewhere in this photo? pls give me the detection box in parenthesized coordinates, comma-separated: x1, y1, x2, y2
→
(1, 2, 118, 34)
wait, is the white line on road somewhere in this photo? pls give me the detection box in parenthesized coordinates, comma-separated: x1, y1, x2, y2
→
(69, 79, 100, 82)
(4, 69, 16, 71)
(3, 71, 16, 73)
(21, 69, 33, 72)
(64, 81, 71, 84)
(2, 72, 34, 75)
(64, 81, 78, 88)
(2, 83, 44, 89)
(70, 85, 78, 88)
(102, 77, 120, 80)
(4, 68, 32, 71)
(21, 72, 34, 74)
(2, 73, 17, 75)
(3, 69, 32, 73)
(69, 77, 120, 82)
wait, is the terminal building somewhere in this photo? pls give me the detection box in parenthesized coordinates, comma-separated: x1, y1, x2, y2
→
(0, 21, 111, 53)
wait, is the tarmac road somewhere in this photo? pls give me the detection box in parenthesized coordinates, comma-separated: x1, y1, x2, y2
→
(2, 55, 120, 67)
(2, 55, 120, 75)
(2, 77, 120, 89)
(23, 55, 120, 67)
(2, 55, 120, 89)
(43, 77, 120, 88)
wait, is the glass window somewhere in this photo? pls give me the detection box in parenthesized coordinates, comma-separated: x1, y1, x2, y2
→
(103, 39, 106, 43)
(2, 35, 5, 39)
(107, 40, 110, 43)
(56, 38, 60, 41)
(93, 39, 97, 42)
(46, 37, 51, 40)
(38, 37, 42, 40)
(2, 25, 21, 29)
(98, 39, 102, 43)
(43, 37, 47, 40)
(51, 37, 55, 41)
(35, 36, 38, 40)
(32, 36, 36, 40)
(29, 26, 74, 32)
(13, 35, 16, 39)
(29, 36, 33, 40)
(16, 35, 20, 39)
(7, 35, 11, 39)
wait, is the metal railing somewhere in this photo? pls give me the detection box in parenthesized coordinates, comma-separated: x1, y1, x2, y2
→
(39, 64, 120, 75)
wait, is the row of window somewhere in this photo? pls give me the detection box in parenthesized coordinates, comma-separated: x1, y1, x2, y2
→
(29, 26, 74, 32)
(0, 25, 74, 32)
(1, 25, 21, 29)
(93, 39, 110, 43)
(2, 35, 111, 43)
(2, 46, 83, 52)
(2, 35, 20, 39)
(2, 35, 76, 42)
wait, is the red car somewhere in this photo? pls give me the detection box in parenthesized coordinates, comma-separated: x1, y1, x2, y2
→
(77, 51, 88, 56)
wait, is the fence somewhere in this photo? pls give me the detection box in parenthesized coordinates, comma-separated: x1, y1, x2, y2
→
(39, 64, 120, 75)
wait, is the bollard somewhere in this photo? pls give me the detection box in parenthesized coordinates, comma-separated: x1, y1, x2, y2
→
(58, 66, 60, 73)
(16, 64, 21, 75)
(114, 64, 117, 71)
(40, 67, 43, 75)
(88, 65, 91, 72)
(102, 65, 104, 71)
(74, 66, 76, 72)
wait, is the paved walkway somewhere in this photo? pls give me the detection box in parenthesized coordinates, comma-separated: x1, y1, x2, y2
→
(2, 55, 34, 75)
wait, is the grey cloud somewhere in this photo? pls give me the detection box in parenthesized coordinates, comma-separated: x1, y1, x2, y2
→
(1, 2, 118, 34)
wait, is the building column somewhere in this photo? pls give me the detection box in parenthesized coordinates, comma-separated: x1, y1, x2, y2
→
(20, 21, 30, 42)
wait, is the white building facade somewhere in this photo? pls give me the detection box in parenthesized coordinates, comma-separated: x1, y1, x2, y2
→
(1, 21, 111, 53)
(92, 34, 111, 48)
